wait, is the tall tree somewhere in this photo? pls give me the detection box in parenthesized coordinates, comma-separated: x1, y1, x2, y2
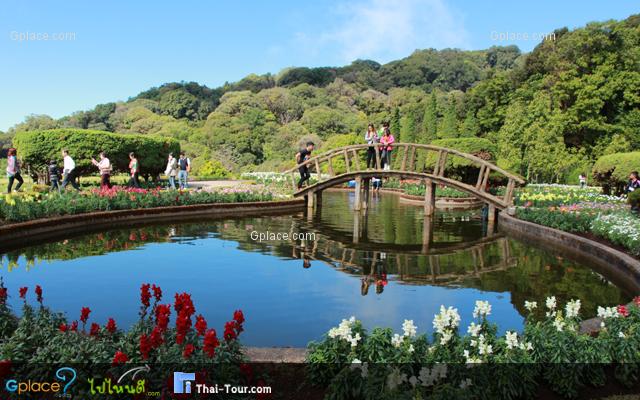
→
(390, 107, 401, 137)
(421, 92, 438, 143)
(438, 95, 458, 138)
(460, 110, 480, 137)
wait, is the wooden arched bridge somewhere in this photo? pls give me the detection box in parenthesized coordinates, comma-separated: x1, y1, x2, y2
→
(284, 143, 525, 217)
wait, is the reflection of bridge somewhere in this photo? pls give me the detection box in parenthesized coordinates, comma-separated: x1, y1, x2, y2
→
(284, 143, 525, 218)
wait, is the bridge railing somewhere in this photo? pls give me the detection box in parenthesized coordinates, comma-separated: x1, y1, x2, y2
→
(283, 143, 525, 207)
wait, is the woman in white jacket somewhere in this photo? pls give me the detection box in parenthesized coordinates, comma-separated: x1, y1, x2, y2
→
(165, 153, 178, 189)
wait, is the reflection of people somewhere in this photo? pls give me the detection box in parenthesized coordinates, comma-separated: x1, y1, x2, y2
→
(372, 177, 382, 192)
(360, 278, 371, 296)
(296, 142, 315, 189)
(303, 257, 311, 269)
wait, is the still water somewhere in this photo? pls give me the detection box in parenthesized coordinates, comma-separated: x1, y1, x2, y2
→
(0, 191, 630, 347)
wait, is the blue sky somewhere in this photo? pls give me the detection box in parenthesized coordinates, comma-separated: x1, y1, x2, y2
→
(1, 0, 637, 131)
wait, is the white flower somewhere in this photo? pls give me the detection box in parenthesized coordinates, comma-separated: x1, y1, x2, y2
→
(552, 318, 565, 332)
(473, 300, 492, 319)
(439, 330, 453, 345)
(519, 342, 533, 351)
(347, 332, 361, 348)
(433, 305, 461, 335)
(597, 306, 619, 319)
(505, 331, 519, 350)
(391, 333, 403, 348)
(402, 319, 417, 338)
(351, 358, 361, 364)
(470, 339, 477, 347)
(565, 299, 581, 318)
(408, 344, 415, 353)
(545, 296, 557, 311)
(387, 368, 407, 390)
(467, 322, 481, 337)
(459, 378, 472, 389)
(618, 331, 626, 339)
(524, 301, 537, 312)
(328, 316, 358, 343)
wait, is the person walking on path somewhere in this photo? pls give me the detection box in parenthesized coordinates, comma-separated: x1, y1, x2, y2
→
(48, 160, 61, 193)
(128, 152, 141, 188)
(177, 152, 191, 190)
(91, 152, 112, 190)
(579, 173, 587, 188)
(365, 124, 379, 169)
(6, 148, 24, 193)
(61, 149, 81, 191)
(165, 153, 178, 189)
(295, 141, 315, 189)
(380, 127, 395, 170)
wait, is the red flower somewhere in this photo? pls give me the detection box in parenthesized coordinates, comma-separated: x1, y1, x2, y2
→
(80, 307, 91, 324)
(224, 321, 238, 341)
(233, 310, 245, 325)
(195, 315, 207, 336)
(112, 351, 128, 366)
(19, 287, 27, 299)
(618, 305, 629, 317)
(151, 284, 162, 302)
(174, 293, 195, 317)
(634, 296, 640, 307)
(140, 283, 151, 309)
(90, 323, 100, 336)
(203, 329, 220, 358)
(183, 344, 195, 359)
(175, 312, 192, 345)
(59, 323, 68, 332)
(70, 321, 78, 332)
(35, 285, 43, 304)
(105, 318, 117, 334)
(129, 232, 137, 241)
(150, 326, 164, 349)
(139, 334, 151, 360)
(155, 304, 171, 332)
(0, 288, 7, 305)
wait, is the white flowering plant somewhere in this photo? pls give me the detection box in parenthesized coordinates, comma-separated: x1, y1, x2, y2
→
(307, 297, 640, 400)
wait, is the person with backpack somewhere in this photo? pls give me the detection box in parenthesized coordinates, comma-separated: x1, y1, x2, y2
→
(48, 160, 61, 193)
(178, 152, 191, 189)
(6, 148, 24, 193)
(295, 141, 315, 189)
(128, 152, 141, 188)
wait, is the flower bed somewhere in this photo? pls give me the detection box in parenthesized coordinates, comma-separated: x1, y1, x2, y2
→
(514, 185, 640, 256)
(0, 186, 274, 223)
(307, 297, 640, 399)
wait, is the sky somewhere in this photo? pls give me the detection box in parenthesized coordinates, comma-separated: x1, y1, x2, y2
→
(1, 0, 638, 131)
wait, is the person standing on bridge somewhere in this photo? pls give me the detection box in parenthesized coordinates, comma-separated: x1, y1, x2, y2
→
(380, 127, 395, 170)
(296, 141, 315, 189)
(365, 124, 379, 168)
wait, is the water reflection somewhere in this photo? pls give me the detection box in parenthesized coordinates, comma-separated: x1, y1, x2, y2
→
(0, 191, 631, 346)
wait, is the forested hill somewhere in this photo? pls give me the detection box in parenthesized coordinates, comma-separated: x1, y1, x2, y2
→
(5, 14, 640, 183)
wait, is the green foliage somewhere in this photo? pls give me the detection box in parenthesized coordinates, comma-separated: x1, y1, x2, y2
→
(516, 207, 595, 233)
(194, 159, 231, 179)
(438, 95, 459, 138)
(593, 152, 640, 194)
(13, 129, 179, 178)
(429, 138, 496, 166)
(421, 92, 438, 143)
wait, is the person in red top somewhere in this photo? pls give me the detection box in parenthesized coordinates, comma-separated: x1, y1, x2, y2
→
(128, 152, 140, 188)
(380, 127, 395, 170)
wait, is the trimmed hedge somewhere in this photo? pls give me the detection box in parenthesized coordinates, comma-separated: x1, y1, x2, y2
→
(593, 151, 640, 195)
(13, 129, 180, 179)
(428, 137, 497, 167)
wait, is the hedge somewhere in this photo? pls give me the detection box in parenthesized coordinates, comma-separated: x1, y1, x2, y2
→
(593, 151, 640, 194)
(420, 138, 497, 183)
(13, 129, 180, 179)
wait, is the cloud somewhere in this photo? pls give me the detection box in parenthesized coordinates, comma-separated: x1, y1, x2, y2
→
(302, 0, 469, 63)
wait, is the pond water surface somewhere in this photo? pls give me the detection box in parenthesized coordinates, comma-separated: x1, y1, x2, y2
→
(0, 191, 630, 347)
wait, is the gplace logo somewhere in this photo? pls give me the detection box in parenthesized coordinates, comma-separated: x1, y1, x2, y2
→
(173, 372, 196, 394)
(5, 367, 77, 395)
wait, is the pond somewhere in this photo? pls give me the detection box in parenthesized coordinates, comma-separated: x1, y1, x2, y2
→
(0, 191, 631, 347)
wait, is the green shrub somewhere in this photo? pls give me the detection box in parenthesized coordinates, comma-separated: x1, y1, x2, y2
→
(628, 191, 640, 209)
(194, 159, 231, 179)
(13, 129, 180, 179)
(593, 152, 640, 194)
(515, 207, 595, 233)
(423, 138, 497, 183)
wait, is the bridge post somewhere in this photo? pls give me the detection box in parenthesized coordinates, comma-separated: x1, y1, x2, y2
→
(424, 179, 436, 216)
(487, 204, 496, 234)
(306, 191, 315, 209)
(362, 178, 370, 209)
(352, 211, 361, 243)
(354, 177, 362, 211)
(421, 215, 433, 254)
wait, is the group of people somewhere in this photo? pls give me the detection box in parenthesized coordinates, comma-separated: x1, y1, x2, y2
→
(5, 148, 192, 194)
(295, 121, 396, 189)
